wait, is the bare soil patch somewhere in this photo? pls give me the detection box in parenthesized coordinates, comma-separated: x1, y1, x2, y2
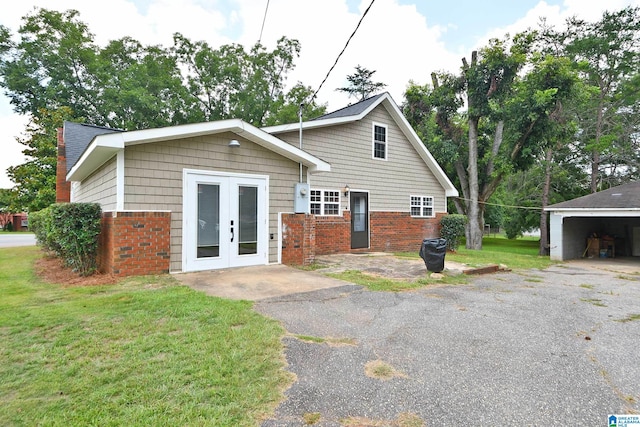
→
(35, 253, 118, 286)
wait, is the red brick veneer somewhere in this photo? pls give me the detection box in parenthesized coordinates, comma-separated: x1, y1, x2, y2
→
(369, 212, 444, 253)
(56, 127, 71, 203)
(282, 211, 445, 265)
(99, 211, 171, 276)
(281, 213, 316, 266)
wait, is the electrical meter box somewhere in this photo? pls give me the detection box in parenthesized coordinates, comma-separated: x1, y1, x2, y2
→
(294, 183, 310, 213)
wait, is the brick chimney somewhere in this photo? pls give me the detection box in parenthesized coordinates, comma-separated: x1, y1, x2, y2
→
(56, 127, 71, 203)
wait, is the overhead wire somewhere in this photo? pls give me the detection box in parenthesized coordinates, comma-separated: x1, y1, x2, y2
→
(309, 0, 377, 103)
(453, 196, 545, 211)
(258, 0, 270, 44)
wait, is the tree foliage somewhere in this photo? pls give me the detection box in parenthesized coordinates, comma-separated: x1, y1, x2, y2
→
(0, 7, 325, 130)
(547, 7, 640, 192)
(337, 65, 387, 101)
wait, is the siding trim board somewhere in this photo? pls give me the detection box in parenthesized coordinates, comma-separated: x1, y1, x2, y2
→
(116, 150, 125, 210)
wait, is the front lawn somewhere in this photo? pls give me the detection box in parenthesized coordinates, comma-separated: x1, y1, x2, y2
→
(0, 246, 291, 426)
(398, 235, 557, 270)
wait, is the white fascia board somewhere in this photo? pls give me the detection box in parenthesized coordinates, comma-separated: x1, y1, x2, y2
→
(66, 133, 124, 181)
(546, 208, 640, 217)
(68, 119, 330, 182)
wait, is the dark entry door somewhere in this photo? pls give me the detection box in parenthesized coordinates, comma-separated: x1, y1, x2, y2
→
(350, 192, 369, 249)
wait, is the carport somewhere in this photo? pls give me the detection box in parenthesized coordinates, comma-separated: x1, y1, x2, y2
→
(546, 181, 640, 261)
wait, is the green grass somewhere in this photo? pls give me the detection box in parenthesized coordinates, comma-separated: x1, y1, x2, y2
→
(616, 313, 640, 323)
(327, 269, 468, 292)
(0, 246, 291, 426)
(397, 236, 556, 270)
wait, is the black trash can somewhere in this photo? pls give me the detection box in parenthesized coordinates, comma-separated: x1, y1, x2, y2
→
(419, 238, 447, 273)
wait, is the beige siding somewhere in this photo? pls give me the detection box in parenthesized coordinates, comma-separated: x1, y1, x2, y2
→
(72, 156, 117, 210)
(122, 132, 301, 272)
(277, 105, 447, 213)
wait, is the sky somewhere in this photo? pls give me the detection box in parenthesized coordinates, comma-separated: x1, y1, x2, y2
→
(1, 0, 639, 189)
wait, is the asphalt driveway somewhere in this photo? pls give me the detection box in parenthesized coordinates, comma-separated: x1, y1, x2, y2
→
(255, 262, 640, 426)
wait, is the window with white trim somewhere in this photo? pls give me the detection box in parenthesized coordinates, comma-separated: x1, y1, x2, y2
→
(372, 123, 387, 160)
(310, 190, 340, 215)
(410, 195, 434, 217)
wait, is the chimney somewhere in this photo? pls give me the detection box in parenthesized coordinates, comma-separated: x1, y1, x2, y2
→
(56, 126, 71, 203)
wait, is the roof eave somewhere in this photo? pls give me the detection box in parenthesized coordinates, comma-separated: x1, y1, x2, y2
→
(67, 119, 329, 182)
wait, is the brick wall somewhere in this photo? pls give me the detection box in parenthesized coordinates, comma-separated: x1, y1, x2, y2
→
(56, 127, 71, 203)
(99, 211, 171, 276)
(281, 213, 316, 265)
(370, 211, 444, 253)
(315, 212, 351, 255)
(281, 211, 444, 266)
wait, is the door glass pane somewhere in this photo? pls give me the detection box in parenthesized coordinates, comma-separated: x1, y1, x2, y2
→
(353, 196, 365, 232)
(197, 184, 220, 258)
(238, 186, 258, 255)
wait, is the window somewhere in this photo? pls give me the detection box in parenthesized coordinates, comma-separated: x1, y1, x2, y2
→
(373, 123, 387, 160)
(311, 190, 340, 215)
(410, 196, 434, 217)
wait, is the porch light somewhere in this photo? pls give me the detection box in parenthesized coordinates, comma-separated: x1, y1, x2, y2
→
(343, 184, 350, 196)
(228, 139, 240, 148)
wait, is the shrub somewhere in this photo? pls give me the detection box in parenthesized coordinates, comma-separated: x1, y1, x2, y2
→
(30, 207, 61, 255)
(440, 214, 467, 252)
(30, 203, 102, 276)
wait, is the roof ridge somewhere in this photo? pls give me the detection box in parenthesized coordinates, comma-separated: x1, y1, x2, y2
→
(313, 92, 388, 120)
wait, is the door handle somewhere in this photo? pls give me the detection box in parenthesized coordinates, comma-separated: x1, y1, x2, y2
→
(231, 228, 234, 242)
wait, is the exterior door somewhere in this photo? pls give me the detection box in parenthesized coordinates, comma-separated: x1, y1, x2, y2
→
(183, 171, 268, 272)
(350, 191, 369, 249)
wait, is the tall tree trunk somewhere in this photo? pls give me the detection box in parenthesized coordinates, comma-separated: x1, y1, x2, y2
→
(539, 147, 553, 255)
(590, 94, 605, 193)
(466, 116, 483, 249)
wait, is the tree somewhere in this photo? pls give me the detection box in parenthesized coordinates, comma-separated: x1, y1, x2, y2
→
(0, 8, 318, 129)
(6, 107, 75, 212)
(405, 33, 579, 250)
(0, 189, 13, 229)
(559, 7, 640, 192)
(263, 83, 327, 126)
(405, 34, 532, 249)
(337, 65, 387, 101)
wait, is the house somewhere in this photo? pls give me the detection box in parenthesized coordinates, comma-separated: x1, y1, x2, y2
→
(545, 181, 640, 260)
(57, 92, 458, 275)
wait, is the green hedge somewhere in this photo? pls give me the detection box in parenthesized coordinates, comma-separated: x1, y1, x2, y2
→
(30, 203, 102, 276)
(440, 214, 467, 252)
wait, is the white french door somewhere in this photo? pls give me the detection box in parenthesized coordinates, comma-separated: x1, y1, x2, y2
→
(183, 170, 268, 272)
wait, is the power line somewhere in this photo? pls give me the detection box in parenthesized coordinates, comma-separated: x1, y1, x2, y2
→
(453, 196, 545, 211)
(310, 0, 376, 103)
(258, 0, 270, 44)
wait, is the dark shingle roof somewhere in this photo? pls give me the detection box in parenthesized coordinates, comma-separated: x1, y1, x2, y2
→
(63, 122, 122, 173)
(313, 92, 387, 120)
(547, 181, 640, 210)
